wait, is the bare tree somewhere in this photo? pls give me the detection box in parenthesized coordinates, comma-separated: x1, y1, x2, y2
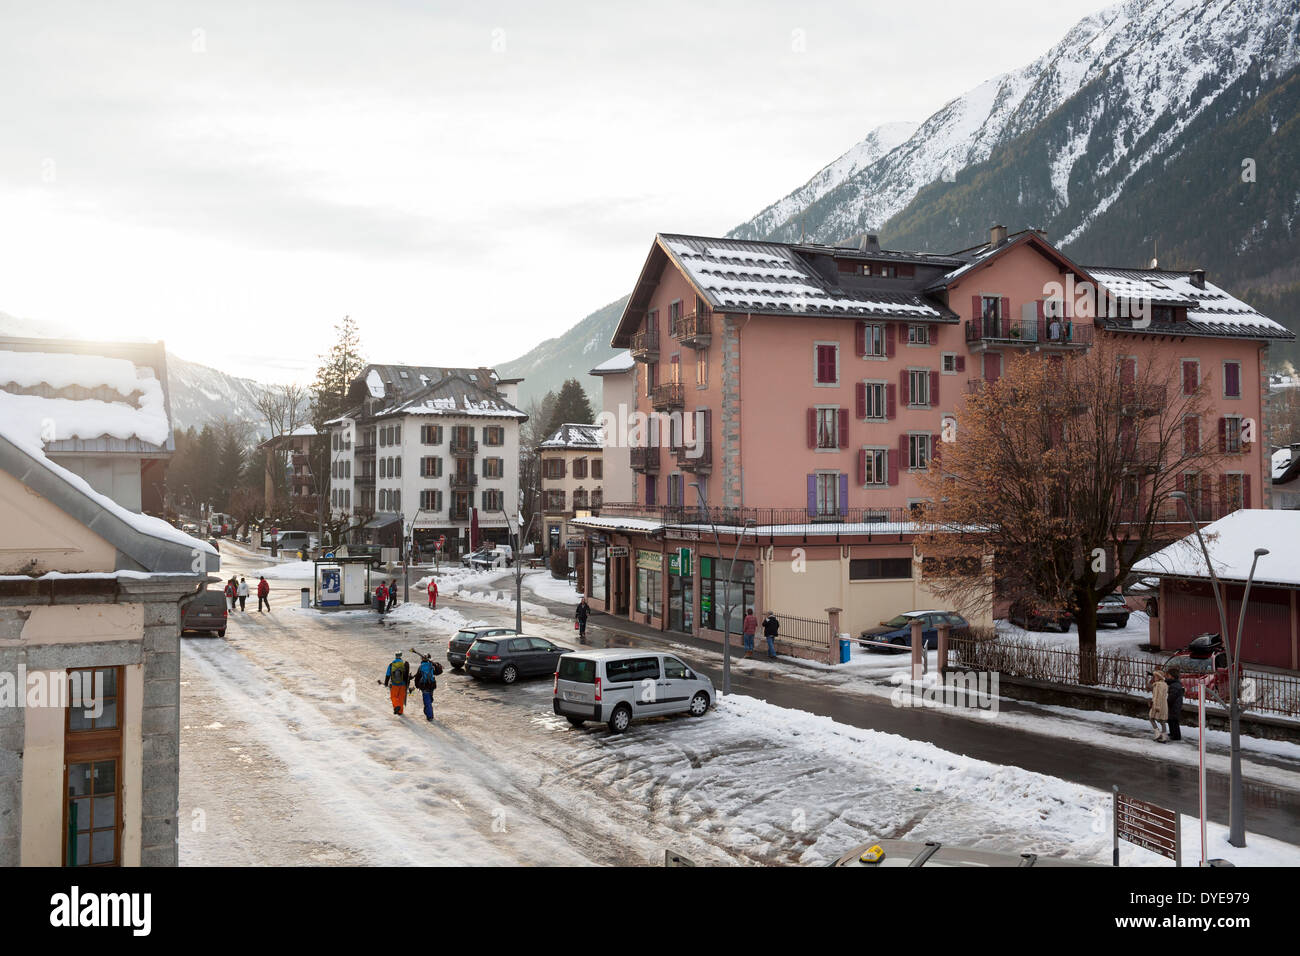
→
(918, 337, 1233, 683)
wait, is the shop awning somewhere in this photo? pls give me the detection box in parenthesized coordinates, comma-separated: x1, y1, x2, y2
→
(363, 512, 402, 530)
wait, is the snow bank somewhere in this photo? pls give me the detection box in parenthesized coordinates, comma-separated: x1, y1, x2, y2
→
(253, 561, 316, 581)
(522, 570, 581, 606)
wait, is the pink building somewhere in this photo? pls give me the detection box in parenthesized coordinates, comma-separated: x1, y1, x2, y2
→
(573, 227, 1292, 658)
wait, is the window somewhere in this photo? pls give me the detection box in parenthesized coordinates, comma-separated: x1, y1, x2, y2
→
(696, 348, 709, 387)
(394, 457, 401, 478)
(907, 324, 931, 345)
(669, 299, 682, 326)
(482, 457, 503, 478)
(1223, 361, 1242, 399)
(814, 343, 839, 385)
(849, 557, 912, 580)
(483, 426, 505, 446)
(860, 322, 886, 358)
(645, 475, 656, 507)
(667, 473, 683, 506)
(909, 434, 930, 471)
(700, 557, 754, 633)
(483, 489, 503, 511)
(1183, 416, 1200, 456)
(981, 296, 1002, 319)
(421, 425, 443, 445)
(592, 458, 603, 480)
(1223, 416, 1243, 454)
(607, 656, 661, 683)
(815, 472, 840, 516)
(543, 458, 565, 480)
(393, 424, 401, 444)
(420, 489, 443, 510)
(545, 489, 566, 511)
(908, 369, 930, 407)
(573, 457, 588, 479)
(1223, 473, 1245, 511)
(862, 382, 886, 420)
(664, 656, 690, 680)
(1182, 360, 1200, 395)
(941, 353, 959, 374)
(65, 666, 123, 866)
(862, 447, 887, 486)
(420, 456, 442, 478)
(332, 433, 339, 451)
(646, 361, 657, 397)
(816, 407, 839, 449)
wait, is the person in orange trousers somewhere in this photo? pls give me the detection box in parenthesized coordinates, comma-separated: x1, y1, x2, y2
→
(427, 578, 438, 608)
(383, 652, 412, 715)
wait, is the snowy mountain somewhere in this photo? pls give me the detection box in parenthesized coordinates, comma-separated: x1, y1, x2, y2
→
(731, 0, 1300, 245)
(497, 296, 628, 408)
(0, 310, 281, 434)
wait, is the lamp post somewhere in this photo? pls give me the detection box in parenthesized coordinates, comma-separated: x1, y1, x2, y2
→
(1170, 491, 1259, 849)
(503, 509, 539, 635)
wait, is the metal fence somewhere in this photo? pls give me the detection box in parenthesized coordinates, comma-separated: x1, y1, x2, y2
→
(949, 634, 1300, 719)
(770, 611, 832, 653)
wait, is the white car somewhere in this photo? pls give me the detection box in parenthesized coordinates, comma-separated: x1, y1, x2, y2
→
(554, 648, 713, 734)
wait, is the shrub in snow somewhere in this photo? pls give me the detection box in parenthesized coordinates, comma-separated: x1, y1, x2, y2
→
(549, 548, 569, 580)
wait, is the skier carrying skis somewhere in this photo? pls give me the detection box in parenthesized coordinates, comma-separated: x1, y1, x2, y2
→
(411, 649, 443, 722)
(383, 652, 412, 715)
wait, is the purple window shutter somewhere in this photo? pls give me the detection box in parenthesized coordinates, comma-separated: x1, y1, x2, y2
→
(1226, 362, 1240, 398)
(807, 474, 817, 513)
(839, 473, 849, 515)
(886, 383, 897, 419)
(1244, 474, 1252, 509)
(838, 409, 849, 448)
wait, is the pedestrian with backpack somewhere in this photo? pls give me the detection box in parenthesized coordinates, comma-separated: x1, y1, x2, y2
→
(224, 577, 237, 611)
(256, 575, 271, 612)
(411, 649, 444, 722)
(382, 652, 412, 715)
(575, 598, 590, 643)
(388, 579, 399, 611)
(375, 581, 389, 617)
(762, 611, 780, 660)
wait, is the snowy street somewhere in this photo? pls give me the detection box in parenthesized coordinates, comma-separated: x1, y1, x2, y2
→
(181, 546, 1300, 866)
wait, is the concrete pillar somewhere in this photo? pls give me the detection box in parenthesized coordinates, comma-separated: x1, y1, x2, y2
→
(826, 606, 842, 665)
(937, 623, 950, 676)
(911, 618, 925, 681)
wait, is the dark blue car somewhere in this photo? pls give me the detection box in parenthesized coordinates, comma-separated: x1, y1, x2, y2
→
(859, 611, 970, 652)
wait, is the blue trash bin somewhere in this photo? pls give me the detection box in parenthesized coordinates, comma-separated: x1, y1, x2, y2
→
(839, 637, 851, 664)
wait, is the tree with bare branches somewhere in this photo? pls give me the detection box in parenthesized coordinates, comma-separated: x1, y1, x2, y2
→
(918, 337, 1231, 683)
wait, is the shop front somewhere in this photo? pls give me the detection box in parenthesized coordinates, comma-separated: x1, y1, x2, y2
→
(634, 547, 665, 628)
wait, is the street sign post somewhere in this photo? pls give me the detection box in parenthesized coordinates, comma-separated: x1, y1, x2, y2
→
(1113, 786, 1181, 866)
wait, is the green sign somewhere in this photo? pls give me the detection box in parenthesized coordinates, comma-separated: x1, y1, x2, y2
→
(668, 547, 692, 577)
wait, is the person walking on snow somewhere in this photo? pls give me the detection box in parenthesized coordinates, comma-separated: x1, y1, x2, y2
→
(762, 611, 780, 660)
(427, 577, 438, 608)
(237, 577, 249, 612)
(224, 578, 237, 611)
(388, 579, 399, 611)
(257, 575, 270, 612)
(741, 608, 758, 658)
(1166, 667, 1185, 741)
(383, 652, 412, 715)
(375, 581, 389, 617)
(1148, 668, 1169, 742)
(412, 651, 442, 721)
(575, 597, 591, 643)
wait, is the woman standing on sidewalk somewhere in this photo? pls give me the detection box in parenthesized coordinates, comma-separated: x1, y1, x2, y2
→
(1148, 668, 1169, 742)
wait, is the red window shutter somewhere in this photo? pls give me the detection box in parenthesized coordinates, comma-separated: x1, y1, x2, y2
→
(984, 354, 1000, 383)
(1121, 358, 1136, 385)
(1176, 473, 1184, 492)
(1001, 297, 1011, 325)
(1218, 475, 1228, 514)
(929, 323, 937, 342)
(955, 355, 965, 373)
(971, 295, 981, 320)
(885, 323, 896, 358)
(855, 322, 866, 357)
(899, 433, 909, 469)
(886, 383, 897, 419)
(858, 449, 867, 486)
(931, 433, 941, 465)
(1184, 362, 1197, 395)
(1225, 362, 1240, 397)
(856, 382, 866, 419)
(1036, 300, 1045, 320)
(1218, 417, 1227, 452)
(1243, 474, 1252, 509)
(1184, 417, 1198, 454)
(900, 369, 909, 404)
(838, 409, 849, 449)
(929, 370, 939, 406)
(807, 408, 817, 449)
(887, 449, 898, 486)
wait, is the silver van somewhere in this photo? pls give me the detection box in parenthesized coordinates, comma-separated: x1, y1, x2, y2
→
(553, 648, 714, 733)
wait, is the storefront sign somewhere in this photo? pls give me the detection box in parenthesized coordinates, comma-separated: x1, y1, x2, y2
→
(1113, 790, 1180, 865)
(637, 548, 664, 571)
(666, 530, 701, 541)
(566, 538, 586, 551)
(668, 547, 692, 577)
(609, 546, 629, 558)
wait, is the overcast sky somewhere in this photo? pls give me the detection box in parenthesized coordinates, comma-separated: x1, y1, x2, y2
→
(0, 0, 1110, 385)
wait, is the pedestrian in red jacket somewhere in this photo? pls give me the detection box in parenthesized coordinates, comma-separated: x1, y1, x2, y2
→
(427, 578, 438, 608)
(256, 576, 271, 612)
(375, 582, 388, 617)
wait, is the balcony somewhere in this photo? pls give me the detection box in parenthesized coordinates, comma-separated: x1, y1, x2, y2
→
(630, 445, 660, 473)
(671, 308, 712, 348)
(450, 473, 478, 490)
(355, 473, 376, 487)
(965, 317, 1094, 350)
(450, 437, 478, 457)
(1120, 439, 1162, 472)
(651, 382, 685, 410)
(675, 442, 712, 474)
(292, 453, 311, 467)
(355, 443, 376, 458)
(1117, 384, 1166, 415)
(544, 498, 568, 516)
(450, 508, 471, 522)
(630, 328, 659, 363)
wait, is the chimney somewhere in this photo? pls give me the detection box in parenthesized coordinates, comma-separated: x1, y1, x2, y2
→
(1190, 268, 1206, 289)
(990, 224, 1007, 247)
(859, 234, 881, 252)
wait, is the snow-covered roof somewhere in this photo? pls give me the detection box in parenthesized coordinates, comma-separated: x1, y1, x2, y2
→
(1087, 268, 1292, 341)
(660, 234, 947, 319)
(1274, 447, 1294, 481)
(0, 346, 171, 450)
(540, 423, 603, 449)
(372, 372, 527, 421)
(568, 515, 665, 533)
(589, 350, 634, 375)
(1132, 510, 1300, 588)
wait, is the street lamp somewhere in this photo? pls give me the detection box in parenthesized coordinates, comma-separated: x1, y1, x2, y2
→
(1170, 491, 1258, 848)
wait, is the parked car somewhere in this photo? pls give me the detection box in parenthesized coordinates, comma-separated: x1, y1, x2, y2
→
(1008, 600, 1074, 633)
(460, 546, 495, 568)
(465, 635, 573, 684)
(468, 545, 514, 569)
(859, 611, 969, 651)
(269, 530, 316, 553)
(553, 648, 714, 734)
(181, 589, 228, 638)
(832, 839, 1093, 867)
(447, 625, 517, 670)
(1095, 592, 1130, 628)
